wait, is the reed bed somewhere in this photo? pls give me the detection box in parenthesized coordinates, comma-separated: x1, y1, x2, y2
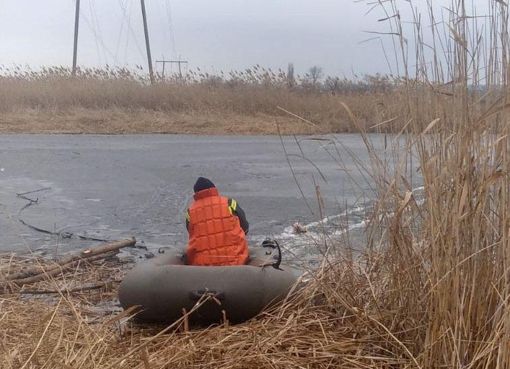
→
(2, 0, 510, 368)
(0, 66, 408, 134)
(0, 57, 498, 135)
(0, 250, 422, 369)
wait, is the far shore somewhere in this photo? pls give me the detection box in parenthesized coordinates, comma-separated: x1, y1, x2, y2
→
(0, 108, 348, 135)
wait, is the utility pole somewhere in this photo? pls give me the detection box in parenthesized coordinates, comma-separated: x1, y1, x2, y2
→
(72, 0, 80, 76)
(140, 0, 154, 84)
(156, 59, 188, 79)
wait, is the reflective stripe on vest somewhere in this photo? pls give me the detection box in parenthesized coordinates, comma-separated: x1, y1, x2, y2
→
(228, 199, 237, 215)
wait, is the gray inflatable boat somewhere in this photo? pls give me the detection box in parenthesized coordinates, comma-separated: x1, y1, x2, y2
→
(118, 242, 298, 325)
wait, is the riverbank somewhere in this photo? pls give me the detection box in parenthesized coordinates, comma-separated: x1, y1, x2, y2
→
(0, 108, 325, 135)
(0, 68, 414, 135)
(0, 247, 406, 369)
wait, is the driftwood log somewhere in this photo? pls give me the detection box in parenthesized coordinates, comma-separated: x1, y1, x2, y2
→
(1, 237, 136, 290)
(7, 251, 118, 288)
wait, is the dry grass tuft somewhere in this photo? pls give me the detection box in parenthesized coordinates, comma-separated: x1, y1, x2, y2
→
(0, 252, 421, 369)
(2, 0, 510, 368)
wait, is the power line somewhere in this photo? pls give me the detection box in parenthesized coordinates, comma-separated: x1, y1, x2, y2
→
(90, 0, 108, 64)
(117, 0, 146, 61)
(88, 0, 103, 65)
(69, 0, 178, 77)
(124, 0, 134, 64)
(165, 0, 178, 59)
(114, 0, 130, 65)
(68, 0, 117, 64)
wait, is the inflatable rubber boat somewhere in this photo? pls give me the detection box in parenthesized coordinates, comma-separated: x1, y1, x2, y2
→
(118, 240, 298, 325)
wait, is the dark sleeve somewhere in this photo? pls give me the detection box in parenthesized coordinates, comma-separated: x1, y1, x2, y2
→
(229, 198, 249, 235)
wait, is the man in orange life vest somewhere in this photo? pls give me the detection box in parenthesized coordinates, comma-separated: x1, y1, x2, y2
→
(185, 177, 249, 266)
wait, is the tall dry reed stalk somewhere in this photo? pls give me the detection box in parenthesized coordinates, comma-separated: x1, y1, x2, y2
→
(2, 1, 510, 368)
(346, 0, 510, 366)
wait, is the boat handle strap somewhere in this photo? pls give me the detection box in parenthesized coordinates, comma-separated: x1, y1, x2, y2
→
(188, 290, 225, 301)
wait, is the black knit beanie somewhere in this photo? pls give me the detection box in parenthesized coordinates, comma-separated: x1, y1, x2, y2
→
(193, 177, 215, 193)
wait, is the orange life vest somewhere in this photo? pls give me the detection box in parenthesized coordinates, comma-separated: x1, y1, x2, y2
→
(186, 187, 249, 266)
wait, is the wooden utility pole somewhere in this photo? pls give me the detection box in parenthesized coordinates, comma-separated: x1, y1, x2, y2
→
(72, 0, 80, 76)
(140, 0, 154, 84)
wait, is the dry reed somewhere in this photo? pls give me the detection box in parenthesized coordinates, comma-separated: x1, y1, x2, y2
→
(0, 251, 417, 369)
(0, 64, 466, 135)
(1, 0, 510, 368)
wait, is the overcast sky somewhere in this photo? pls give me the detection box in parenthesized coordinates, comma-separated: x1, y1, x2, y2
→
(0, 0, 494, 78)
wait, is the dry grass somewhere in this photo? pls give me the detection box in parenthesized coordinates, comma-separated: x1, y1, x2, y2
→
(0, 60, 499, 136)
(0, 250, 423, 369)
(2, 0, 510, 368)
(0, 64, 468, 135)
(0, 108, 321, 135)
(0, 74, 407, 135)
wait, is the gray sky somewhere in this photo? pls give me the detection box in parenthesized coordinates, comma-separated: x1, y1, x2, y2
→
(0, 1, 494, 78)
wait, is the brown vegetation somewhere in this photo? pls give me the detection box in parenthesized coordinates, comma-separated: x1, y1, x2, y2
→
(0, 67, 406, 135)
(0, 62, 501, 135)
(0, 251, 421, 369)
(1, 0, 510, 368)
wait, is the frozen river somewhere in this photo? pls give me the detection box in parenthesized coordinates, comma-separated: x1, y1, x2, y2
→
(0, 134, 418, 263)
